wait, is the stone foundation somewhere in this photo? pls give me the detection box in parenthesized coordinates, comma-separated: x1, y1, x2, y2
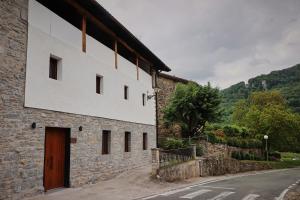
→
(0, 1, 155, 199)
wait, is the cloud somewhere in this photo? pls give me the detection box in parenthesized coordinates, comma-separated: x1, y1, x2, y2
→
(97, 0, 300, 88)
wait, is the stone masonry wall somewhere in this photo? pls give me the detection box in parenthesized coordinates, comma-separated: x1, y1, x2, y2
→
(198, 157, 271, 177)
(156, 75, 188, 138)
(199, 141, 263, 158)
(157, 160, 200, 182)
(0, 1, 155, 199)
(156, 157, 271, 182)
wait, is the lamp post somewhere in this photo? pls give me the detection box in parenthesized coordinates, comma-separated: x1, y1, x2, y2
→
(264, 135, 269, 161)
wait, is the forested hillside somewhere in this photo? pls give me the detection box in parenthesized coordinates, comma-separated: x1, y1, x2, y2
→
(221, 64, 300, 120)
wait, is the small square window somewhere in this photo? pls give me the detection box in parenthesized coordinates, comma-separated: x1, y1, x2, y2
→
(125, 132, 131, 152)
(142, 93, 146, 106)
(96, 75, 103, 94)
(143, 133, 147, 150)
(102, 130, 111, 155)
(124, 85, 129, 100)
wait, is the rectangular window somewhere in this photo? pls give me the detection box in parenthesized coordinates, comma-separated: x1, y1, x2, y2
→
(142, 93, 146, 106)
(125, 132, 131, 152)
(49, 57, 58, 80)
(124, 85, 129, 100)
(143, 133, 147, 150)
(96, 75, 103, 94)
(102, 130, 111, 154)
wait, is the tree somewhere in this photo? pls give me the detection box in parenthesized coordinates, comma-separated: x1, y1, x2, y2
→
(163, 82, 222, 138)
(232, 91, 300, 152)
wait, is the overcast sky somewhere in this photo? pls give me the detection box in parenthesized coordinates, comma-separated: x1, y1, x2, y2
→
(97, 0, 300, 89)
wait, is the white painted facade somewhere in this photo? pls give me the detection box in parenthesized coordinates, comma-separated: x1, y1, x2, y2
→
(25, 0, 155, 125)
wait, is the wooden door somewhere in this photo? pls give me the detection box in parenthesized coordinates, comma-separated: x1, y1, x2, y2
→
(44, 127, 67, 191)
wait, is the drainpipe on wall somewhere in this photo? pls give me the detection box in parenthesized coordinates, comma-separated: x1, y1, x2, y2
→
(155, 93, 158, 148)
(155, 70, 160, 148)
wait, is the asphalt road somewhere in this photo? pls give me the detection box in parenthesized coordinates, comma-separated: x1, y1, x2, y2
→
(141, 168, 300, 200)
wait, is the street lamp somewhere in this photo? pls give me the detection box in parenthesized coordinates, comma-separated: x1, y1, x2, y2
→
(264, 135, 269, 161)
(147, 87, 161, 100)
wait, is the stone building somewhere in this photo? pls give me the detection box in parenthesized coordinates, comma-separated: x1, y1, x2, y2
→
(156, 73, 189, 139)
(0, 0, 171, 199)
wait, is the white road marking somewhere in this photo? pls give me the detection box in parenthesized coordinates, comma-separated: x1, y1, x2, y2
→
(161, 187, 191, 196)
(275, 189, 289, 200)
(180, 189, 211, 199)
(141, 194, 159, 200)
(191, 169, 290, 188)
(207, 191, 235, 200)
(199, 186, 235, 190)
(241, 194, 260, 200)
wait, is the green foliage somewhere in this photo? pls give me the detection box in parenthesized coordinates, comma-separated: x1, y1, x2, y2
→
(281, 152, 300, 161)
(160, 138, 188, 150)
(163, 82, 222, 137)
(232, 91, 300, 152)
(223, 125, 242, 137)
(226, 137, 262, 148)
(231, 151, 264, 161)
(204, 123, 262, 148)
(221, 64, 300, 121)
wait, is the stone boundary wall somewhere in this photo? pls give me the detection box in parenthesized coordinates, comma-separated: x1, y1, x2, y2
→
(199, 141, 263, 158)
(157, 160, 200, 182)
(156, 157, 271, 182)
(199, 157, 271, 177)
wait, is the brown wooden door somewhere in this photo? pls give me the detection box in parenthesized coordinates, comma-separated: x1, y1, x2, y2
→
(44, 127, 67, 191)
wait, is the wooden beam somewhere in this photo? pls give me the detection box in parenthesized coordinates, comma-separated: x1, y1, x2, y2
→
(136, 57, 139, 80)
(82, 15, 86, 53)
(114, 41, 118, 69)
(64, 0, 153, 67)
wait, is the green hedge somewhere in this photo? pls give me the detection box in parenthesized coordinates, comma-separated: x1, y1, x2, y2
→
(231, 151, 264, 161)
(159, 137, 189, 150)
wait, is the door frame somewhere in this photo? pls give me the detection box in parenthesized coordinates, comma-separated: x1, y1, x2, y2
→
(43, 127, 71, 191)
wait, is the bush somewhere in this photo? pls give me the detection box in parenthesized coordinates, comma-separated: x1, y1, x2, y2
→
(206, 131, 218, 144)
(244, 153, 250, 160)
(231, 151, 264, 161)
(223, 125, 241, 137)
(269, 151, 281, 160)
(160, 138, 187, 150)
(240, 127, 250, 138)
(248, 139, 263, 148)
(231, 151, 238, 159)
(227, 137, 240, 147)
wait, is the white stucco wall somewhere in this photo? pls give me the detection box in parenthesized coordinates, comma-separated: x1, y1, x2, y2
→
(25, 0, 155, 125)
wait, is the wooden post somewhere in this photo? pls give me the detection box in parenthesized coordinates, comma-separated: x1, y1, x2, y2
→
(114, 41, 118, 69)
(136, 57, 139, 80)
(82, 15, 86, 52)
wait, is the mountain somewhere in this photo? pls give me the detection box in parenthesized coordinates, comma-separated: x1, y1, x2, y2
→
(221, 64, 300, 120)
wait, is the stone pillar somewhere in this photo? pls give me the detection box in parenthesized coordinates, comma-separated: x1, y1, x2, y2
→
(151, 148, 160, 176)
(191, 144, 197, 159)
